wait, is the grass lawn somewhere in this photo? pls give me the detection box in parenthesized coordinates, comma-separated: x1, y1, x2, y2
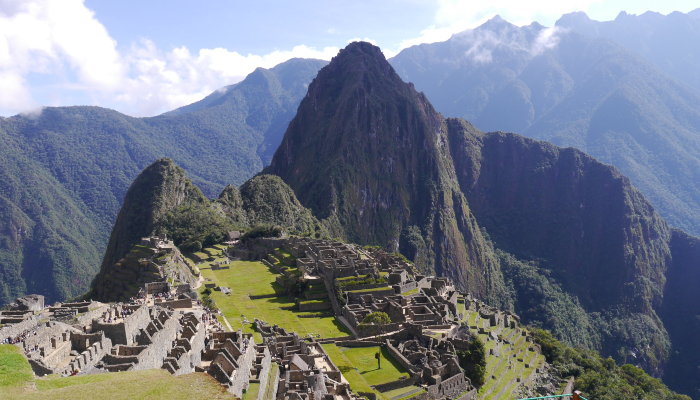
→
(342, 346, 409, 386)
(321, 344, 376, 394)
(0, 345, 33, 390)
(400, 288, 419, 296)
(197, 259, 351, 339)
(0, 352, 235, 400)
(241, 382, 260, 400)
(381, 386, 423, 399)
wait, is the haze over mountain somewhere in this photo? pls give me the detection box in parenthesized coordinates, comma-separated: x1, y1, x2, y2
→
(556, 9, 700, 91)
(0, 58, 325, 306)
(388, 15, 700, 238)
(265, 41, 700, 395)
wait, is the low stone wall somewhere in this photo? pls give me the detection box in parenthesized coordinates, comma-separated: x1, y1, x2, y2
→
(249, 293, 285, 300)
(298, 301, 331, 312)
(297, 312, 333, 318)
(346, 288, 395, 302)
(155, 298, 193, 309)
(339, 283, 387, 291)
(385, 339, 421, 375)
(335, 340, 381, 348)
(393, 280, 418, 294)
(374, 377, 416, 392)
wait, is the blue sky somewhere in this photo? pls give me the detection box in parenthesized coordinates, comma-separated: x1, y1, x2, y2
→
(0, 0, 697, 117)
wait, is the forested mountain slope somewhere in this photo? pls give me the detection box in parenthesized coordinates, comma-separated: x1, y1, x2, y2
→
(265, 41, 700, 395)
(389, 17, 700, 238)
(0, 58, 326, 306)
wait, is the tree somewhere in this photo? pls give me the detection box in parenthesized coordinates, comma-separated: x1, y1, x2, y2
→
(457, 336, 487, 387)
(362, 312, 391, 325)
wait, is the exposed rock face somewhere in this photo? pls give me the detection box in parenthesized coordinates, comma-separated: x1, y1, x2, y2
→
(264, 41, 508, 305)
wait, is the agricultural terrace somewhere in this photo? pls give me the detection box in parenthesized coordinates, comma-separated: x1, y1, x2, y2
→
(457, 298, 546, 399)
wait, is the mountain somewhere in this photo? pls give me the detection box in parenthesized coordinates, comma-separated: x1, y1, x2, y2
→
(556, 10, 700, 92)
(388, 17, 700, 238)
(91, 158, 321, 302)
(265, 41, 700, 394)
(0, 58, 326, 306)
(264, 42, 509, 306)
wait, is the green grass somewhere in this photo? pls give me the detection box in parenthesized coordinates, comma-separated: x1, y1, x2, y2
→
(199, 259, 350, 339)
(381, 386, 422, 399)
(0, 357, 234, 400)
(321, 344, 376, 395)
(241, 382, 260, 400)
(0, 345, 33, 390)
(400, 288, 419, 296)
(213, 244, 228, 250)
(341, 346, 409, 385)
(346, 287, 390, 293)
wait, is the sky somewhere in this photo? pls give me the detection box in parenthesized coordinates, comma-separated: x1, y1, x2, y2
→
(0, 0, 697, 118)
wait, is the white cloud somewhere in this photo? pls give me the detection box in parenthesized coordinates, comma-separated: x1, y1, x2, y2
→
(383, 0, 600, 57)
(0, 0, 340, 117)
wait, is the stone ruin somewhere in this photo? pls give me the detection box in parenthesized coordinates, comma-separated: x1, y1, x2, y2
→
(254, 319, 363, 400)
(202, 330, 265, 398)
(383, 323, 476, 400)
(95, 235, 199, 303)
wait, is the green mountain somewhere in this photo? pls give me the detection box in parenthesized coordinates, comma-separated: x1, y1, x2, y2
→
(0, 58, 326, 306)
(264, 41, 700, 395)
(91, 158, 321, 302)
(264, 42, 509, 307)
(388, 17, 700, 238)
(556, 9, 700, 92)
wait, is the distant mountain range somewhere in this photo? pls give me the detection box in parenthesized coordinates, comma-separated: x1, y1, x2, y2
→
(0, 58, 326, 305)
(388, 11, 700, 238)
(556, 9, 700, 91)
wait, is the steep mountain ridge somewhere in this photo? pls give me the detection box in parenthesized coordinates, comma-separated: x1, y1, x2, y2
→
(389, 18, 700, 237)
(264, 42, 508, 305)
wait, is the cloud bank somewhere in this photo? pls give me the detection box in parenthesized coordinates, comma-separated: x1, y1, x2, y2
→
(0, 0, 339, 117)
(384, 0, 597, 56)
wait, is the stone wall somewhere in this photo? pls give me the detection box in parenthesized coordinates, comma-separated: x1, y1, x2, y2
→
(229, 340, 256, 398)
(0, 315, 37, 341)
(122, 315, 178, 371)
(92, 305, 150, 345)
(155, 298, 193, 309)
(298, 301, 331, 312)
(386, 339, 419, 374)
